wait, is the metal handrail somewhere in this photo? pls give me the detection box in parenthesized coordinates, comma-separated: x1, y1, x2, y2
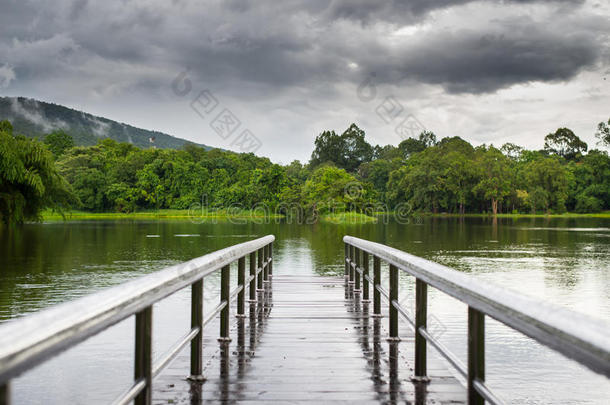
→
(0, 235, 275, 405)
(152, 328, 200, 378)
(344, 235, 610, 405)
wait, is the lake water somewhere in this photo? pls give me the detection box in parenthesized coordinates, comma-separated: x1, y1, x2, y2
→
(0, 217, 609, 404)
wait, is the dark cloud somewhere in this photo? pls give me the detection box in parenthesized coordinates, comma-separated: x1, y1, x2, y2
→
(69, 0, 88, 20)
(0, 0, 604, 95)
(0, 0, 608, 162)
(323, 0, 585, 24)
(368, 27, 601, 93)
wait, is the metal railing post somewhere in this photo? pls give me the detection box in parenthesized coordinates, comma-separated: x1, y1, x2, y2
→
(0, 235, 277, 405)
(189, 279, 204, 381)
(373, 256, 381, 316)
(263, 244, 269, 282)
(219, 265, 231, 341)
(257, 248, 264, 292)
(414, 279, 428, 380)
(354, 247, 361, 292)
(135, 306, 152, 405)
(362, 251, 370, 302)
(344, 243, 349, 279)
(269, 243, 273, 278)
(249, 252, 256, 301)
(1, 382, 10, 405)
(237, 257, 245, 317)
(349, 245, 355, 284)
(389, 264, 399, 340)
(468, 307, 485, 405)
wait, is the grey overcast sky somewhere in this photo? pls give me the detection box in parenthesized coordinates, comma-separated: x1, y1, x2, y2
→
(1, 0, 609, 163)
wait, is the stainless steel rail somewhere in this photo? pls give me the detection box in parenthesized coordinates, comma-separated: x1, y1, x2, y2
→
(0, 235, 275, 405)
(344, 235, 610, 405)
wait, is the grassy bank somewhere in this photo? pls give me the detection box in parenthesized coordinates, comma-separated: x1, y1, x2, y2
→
(40, 209, 610, 222)
(41, 209, 284, 221)
(42, 209, 379, 224)
(424, 211, 610, 219)
(320, 212, 378, 224)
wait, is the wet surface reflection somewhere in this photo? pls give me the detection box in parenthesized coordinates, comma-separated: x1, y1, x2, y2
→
(188, 285, 273, 404)
(344, 277, 462, 404)
(165, 272, 465, 404)
(3, 217, 608, 403)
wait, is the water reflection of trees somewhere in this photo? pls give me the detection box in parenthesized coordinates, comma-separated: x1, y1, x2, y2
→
(2, 217, 608, 320)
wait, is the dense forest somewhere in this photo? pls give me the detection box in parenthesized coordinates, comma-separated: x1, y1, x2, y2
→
(1, 117, 610, 225)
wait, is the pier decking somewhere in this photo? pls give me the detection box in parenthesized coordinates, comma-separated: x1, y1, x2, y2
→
(1, 235, 607, 405)
(153, 274, 465, 404)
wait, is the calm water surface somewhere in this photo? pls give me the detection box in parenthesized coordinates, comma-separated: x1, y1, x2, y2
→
(0, 217, 609, 404)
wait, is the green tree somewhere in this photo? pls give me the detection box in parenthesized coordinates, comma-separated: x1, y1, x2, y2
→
(523, 156, 570, 213)
(358, 159, 398, 202)
(372, 144, 401, 160)
(397, 131, 437, 159)
(285, 160, 309, 182)
(526, 187, 548, 214)
(397, 137, 426, 159)
(567, 150, 610, 212)
(388, 136, 475, 213)
(595, 118, 610, 148)
(340, 124, 374, 171)
(544, 128, 587, 160)
(44, 130, 74, 158)
(473, 146, 512, 216)
(445, 150, 478, 214)
(418, 131, 437, 148)
(302, 166, 363, 214)
(501, 143, 524, 160)
(0, 121, 75, 224)
(310, 130, 343, 168)
(310, 124, 373, 172)
(388, 149, 446, 213)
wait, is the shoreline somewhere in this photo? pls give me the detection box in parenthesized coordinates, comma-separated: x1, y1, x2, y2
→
(39, 209, 610, 223)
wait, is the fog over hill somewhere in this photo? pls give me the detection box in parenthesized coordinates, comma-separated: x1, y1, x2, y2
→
(0, 97, 214, 150)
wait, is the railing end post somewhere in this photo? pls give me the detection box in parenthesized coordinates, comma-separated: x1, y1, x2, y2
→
(219, 265, 232, 343)
(269, 242, 273, 277)
(468, 307, 485, 405)
(373, 256, 381, 316)
(249, 251, 257, 302)
(189, 279, 204, 381)
(134, 306, 153, 405)
(1, 382, 11, 405)
(237, 257, 246, 317)
(413, 278, 429, 382)
(388, 264, 400, 341)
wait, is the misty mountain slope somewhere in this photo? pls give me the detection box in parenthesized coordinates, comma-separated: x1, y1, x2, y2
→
(0, 97, 213, 150)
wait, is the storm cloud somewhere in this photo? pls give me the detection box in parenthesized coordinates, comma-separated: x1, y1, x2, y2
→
(0, 0, 608, 160)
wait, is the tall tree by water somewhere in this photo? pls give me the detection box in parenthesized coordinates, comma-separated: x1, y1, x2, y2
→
(0, 121, 75, 224)
(523, 156, 570, 214)
(310, 124, 373, 172)
(474, 146, 512, 216)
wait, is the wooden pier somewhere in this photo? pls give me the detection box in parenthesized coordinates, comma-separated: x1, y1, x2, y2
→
(154, 274, 465, 404)
(1, 235, 608, 405)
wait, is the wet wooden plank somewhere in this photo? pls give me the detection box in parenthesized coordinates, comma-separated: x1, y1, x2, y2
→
(153, 274, 466, 404)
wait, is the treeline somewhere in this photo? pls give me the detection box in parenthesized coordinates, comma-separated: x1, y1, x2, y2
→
(1, 118, 610, 224)
(308, 123, 610, 215)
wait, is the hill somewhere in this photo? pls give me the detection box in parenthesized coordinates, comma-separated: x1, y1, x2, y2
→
(0, 96, 214, 150)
